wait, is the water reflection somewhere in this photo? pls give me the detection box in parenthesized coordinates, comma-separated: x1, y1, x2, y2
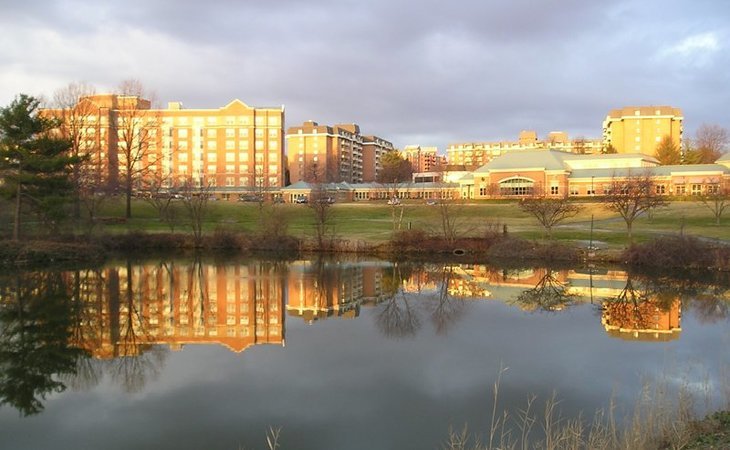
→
(1, 258, 729, 417)
(601, 274, 682, 341)
(286, 258, 364, 322)
(0, 272, 88, 416)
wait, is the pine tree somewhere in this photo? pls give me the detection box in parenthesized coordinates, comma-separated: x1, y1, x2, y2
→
(0, 94, 75, 239)
(655, 136, 681, 165)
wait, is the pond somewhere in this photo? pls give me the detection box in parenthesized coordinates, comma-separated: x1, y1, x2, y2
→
(0, 256, 728, 449)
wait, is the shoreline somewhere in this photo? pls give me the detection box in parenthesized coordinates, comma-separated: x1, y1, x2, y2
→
(2, 231, 728, 273)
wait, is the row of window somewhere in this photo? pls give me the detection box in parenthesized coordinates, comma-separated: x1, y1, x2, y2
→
(161, 115, 280, 127)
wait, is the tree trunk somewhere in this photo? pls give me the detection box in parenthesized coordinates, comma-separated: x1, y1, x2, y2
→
(13, 180, 21, 241)
(627, 221, 633, 242)
(126, 174, 132, 219)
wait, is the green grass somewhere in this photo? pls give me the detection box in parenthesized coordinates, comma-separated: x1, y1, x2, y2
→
(40, 198, 730, 249)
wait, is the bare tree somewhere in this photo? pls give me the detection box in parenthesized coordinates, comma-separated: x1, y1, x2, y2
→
(180, 177, 213, 247)
(49, 84, 111, 236)
(377, 151, 412, 231)
(431, 192, 470, 245)
(698, 179, 730, 225)
(308, 181, 336, 249)
(518, 191, 583, 239)
(143, 176, 181, 232)
(601, 170, 668, 242)
(115, 79, 160, 218)
(693, 124, 729, 163)
(77, 166, 111, 236)
(51, 82, 99, 222)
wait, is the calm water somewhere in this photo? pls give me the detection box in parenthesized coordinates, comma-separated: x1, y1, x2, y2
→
(0, 256, 728, 450)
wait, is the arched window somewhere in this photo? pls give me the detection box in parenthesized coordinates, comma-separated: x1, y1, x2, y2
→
(499, 177, 535, 196)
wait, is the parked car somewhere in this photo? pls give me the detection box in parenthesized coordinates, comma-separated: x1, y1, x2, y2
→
(315, 196, 335, 204)
(387, 197, 401, 205)
(425, 199, 438, 206)
(294, 196, 308, 204)
(238, 194, 263, 202)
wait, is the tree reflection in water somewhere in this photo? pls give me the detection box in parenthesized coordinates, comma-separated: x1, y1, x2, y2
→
(376, 263, 468, 338)
(377, 263, 421, 338)
(109, 259, 170, 393)
(512, 267, 575, 312)
(0, 271, 89, 416)
(427, 265, 466, 335)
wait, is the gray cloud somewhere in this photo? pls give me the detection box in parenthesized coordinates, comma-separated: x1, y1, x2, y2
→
(0, 0, 728, 151)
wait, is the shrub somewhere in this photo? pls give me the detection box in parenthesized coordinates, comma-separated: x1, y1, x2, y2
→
(206, 228, 242, 250)
(0, 240, 104, 267)
(487, 236, 580, 262)
(391, 229, 430, 249)
(96, 231, 188, 251)
(622, 235, 724, 269)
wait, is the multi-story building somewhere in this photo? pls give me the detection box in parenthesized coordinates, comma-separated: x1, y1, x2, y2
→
(286, 121, 360, 184)
(401, 145, 442, 172)
(361, 135, 395, 182)
(286, 121, 393, 184)
(447, 131, 603, 170)
(44, 94, 285, 192)
(602, 106, 683, 156)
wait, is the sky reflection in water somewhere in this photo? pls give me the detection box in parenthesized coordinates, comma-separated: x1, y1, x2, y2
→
(0, 257, 728, 450)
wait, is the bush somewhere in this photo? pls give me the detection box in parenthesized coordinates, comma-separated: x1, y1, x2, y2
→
(96, 231, 188, 251)
(487, 236, 536, 259)
(242, 233, 300, 253)
(205, 228, 242, 250)
(0, 240, 104, 267)
(391, 229, 430, 250)
(487, 236, 580, 262)
(622, 235, 727, 269)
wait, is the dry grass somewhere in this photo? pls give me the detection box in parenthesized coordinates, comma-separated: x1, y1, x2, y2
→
(442, 365, 728, 450)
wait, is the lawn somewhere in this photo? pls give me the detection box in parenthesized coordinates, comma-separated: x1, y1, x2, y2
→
(82, 197, 730, 250)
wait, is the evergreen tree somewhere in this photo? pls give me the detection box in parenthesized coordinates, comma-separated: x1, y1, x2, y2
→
(0, 94, 75, 239)
(655, 136, 681, 165)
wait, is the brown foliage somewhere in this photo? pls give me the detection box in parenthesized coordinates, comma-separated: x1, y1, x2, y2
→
(622, 235, 730, 270)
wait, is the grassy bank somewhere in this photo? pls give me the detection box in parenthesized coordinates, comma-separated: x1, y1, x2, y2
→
(86, 198, 730, 245)
(2, 198, 729, 268)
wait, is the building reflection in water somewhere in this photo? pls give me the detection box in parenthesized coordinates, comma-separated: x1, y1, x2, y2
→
(0, 260, 708, 416)
(440, 264, 682, 341)
(600, 276, 681, 341)
(45, 260, 692, 361)
(287, 259, 367, 323)
(70, 259, 286, 358)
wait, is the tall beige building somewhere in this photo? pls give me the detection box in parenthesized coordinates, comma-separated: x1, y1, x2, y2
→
(45, 94, 285, 192)
(447, 131, 602, 170)
(602, 106, 683, 156)
(286, 121, 393, 184)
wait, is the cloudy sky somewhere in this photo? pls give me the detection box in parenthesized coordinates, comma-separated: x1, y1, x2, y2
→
(1, 0, 728, 152)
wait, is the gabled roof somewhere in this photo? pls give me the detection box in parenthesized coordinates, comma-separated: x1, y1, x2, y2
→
(474, 150, 574, 173)
(473, 150, 661, 174)
(222, 99, 252, 110)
